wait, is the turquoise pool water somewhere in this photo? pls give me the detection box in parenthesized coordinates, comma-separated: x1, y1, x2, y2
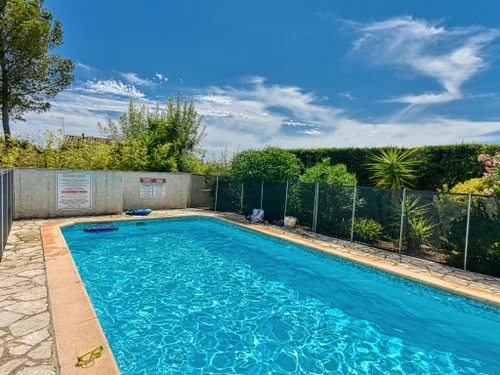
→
(63, 217, 500, 375)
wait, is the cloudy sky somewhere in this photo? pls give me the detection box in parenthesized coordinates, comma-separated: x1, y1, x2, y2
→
(17, 0, 500, 152)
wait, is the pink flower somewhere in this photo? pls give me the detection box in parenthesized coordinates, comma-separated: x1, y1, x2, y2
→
(484, 189, 493, 196)
(486, 160, 493, 167)
(484, 173, 492, 177)
(494, 159, 499, 167)
(478, 154, 486, 162)
(486, 166, 494, 173)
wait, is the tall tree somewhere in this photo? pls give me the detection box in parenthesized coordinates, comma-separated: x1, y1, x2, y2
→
(0, 0, 74, 136)
(98, 93, 206, 171)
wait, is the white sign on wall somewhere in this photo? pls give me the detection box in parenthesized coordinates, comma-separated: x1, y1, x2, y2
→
(140, 178, 166, 198)
(56, 172, 92, 210)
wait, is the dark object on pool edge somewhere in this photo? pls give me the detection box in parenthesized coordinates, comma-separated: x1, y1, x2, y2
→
(83, 224, 119, 232)
(126, 209, 152, 216)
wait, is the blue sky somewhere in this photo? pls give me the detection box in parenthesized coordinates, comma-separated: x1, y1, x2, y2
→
(18, 0, 500, 152)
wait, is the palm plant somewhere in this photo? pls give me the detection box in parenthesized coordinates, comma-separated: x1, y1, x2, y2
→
(367, 148, 418, 189)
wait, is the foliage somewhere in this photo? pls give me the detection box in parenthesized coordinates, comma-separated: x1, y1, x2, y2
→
(0, 128, 212, 173)
(299, 159, 357, 186)
(391, 194, 435, 254)
(367, 148, 418, 189)
(230, 146, 303, 182)
(98, 95, 206, 172)
(444, 197, 500, 276)
(353, 218, 382, 244)
(199, 147, 237, 177)
(289, 144, 500, 191)
(478, 153, 500, 195)
(0, 0, 74, 135)
(447, 177, 491, 195)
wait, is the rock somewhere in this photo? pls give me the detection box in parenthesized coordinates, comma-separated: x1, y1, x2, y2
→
(0, 358, 27, 375)
(16, 365, 56, 375)
(17, 270, 44, 278)
(9, 312, 50, 337)
(0, 311, 24, 327)
(0, 285, 33, 298)
(32, 276, 46, 286)
(0, 300, 16, 308)
(5, 300, 48, 316)
(28, 340, 52, 359)
(10, 287, 47, 302)
(0, 329, 6, 337)
(18, 328, 50, 346)
(2, 276, 27, 288)
(7, 342, 32, 355)
(0, 347, 3, 359)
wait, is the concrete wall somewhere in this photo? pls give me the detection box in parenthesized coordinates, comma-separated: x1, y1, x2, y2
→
(13, 169, 208, 219)
(122, 172, 190, 210)
(14, 168, 123, 219)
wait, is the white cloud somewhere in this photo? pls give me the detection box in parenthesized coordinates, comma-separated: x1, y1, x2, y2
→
(300, 129, 323, 135)
(350, 16, 500, 107)
(14, 74, 500, 154)
(338, 91, 355, 100)
(77, 79, 145, 98)
(155, 73, 168, 82)
(120, 72, 154, 86)
(75, 62, 96, 72)
(282, 120, 318, 127)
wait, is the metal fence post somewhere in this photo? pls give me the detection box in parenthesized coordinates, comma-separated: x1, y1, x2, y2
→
(8, 170, 13, 229)
(214, 176, 219, 212)
(283, 180, 289, 221)
(464, 193, 472, 270)
(350, 186, 357, 242)
(6, 171, 10, 232)
(312, 182, 319, 232)
(240, 183, 244, 213)
(260, 181, 264, 209)
(398, 189, 406, 261)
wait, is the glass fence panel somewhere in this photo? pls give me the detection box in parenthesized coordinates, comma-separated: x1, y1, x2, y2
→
(466, 194, 500, 277)
(316, 184, 355, 240)
(261, 181, 287, 225)
(354, 187, 403, 253)
(286, 181, 315, 230)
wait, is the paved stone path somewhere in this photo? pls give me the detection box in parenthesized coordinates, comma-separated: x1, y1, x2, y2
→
(1, 209, 500, 375)
(0, 219, 56, 375)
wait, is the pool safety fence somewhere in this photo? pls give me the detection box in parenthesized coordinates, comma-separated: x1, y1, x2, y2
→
(205, 176, 500, 278)
(0, 169, 14, 260)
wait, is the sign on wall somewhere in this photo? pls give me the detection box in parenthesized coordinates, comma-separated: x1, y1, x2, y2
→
(140, 178, 166, 198)
(56, 172, 92, 210)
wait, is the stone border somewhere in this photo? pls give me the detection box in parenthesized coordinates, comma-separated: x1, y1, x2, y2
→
(41, 223, 121, 375)
(40, 211, 500, 375)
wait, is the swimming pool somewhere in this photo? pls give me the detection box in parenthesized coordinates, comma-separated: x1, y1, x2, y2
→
(63, 216, 500, 375)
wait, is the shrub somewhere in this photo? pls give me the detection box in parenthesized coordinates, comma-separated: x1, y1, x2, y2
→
(230, 146, 303, 182)
(366, 148, 418, 189)
(289, 144, 500, 190)
(353, 218, 382, 244)
(299, 159, 357, 186)
(449, 178, 491, 195)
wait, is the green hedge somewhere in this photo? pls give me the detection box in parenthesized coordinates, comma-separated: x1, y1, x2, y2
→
(289, 144, 500, 191)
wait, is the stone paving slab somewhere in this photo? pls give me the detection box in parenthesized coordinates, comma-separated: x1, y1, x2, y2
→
(1, 209, 500, 374)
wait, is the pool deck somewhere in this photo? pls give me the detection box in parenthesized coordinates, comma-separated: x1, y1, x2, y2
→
(1, 209, 500, 374)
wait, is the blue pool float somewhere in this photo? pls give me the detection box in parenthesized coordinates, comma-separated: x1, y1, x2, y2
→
(83, 224, 118, 232)
(126, 209, 152, 216)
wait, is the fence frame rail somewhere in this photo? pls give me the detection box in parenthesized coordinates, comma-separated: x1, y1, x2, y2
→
(0, 169, 15, 261)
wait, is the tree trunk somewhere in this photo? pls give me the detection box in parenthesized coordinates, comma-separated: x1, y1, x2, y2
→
(1, 66, 9, 136)
(0, 0, 10, 137)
